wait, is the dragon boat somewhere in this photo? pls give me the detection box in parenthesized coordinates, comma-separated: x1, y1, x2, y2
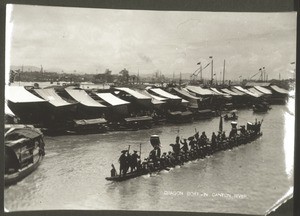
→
(105, 118, 263, 182)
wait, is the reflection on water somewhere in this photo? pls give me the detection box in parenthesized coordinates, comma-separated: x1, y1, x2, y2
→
(4, 104, 294, 214)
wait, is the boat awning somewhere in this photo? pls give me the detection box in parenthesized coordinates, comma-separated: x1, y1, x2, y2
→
(65, 89, 106, 107)
(210, 88, 231, 97)
(172, 88, 200, 100)
(143, 90, 167, 101)
(124, 116, 153, 122)
(182, 99, 189, 104)
(254, 86, 272, 95)
(74, 118, 107, 125)
(95, 93, 130, 106)
(115, 87, 151, 100)
(5, 103, 15, 116)
(149, 88, 182, 100)
(233, 86, 260, 97)
(139, 90, 166, 105)
(231, 88, 246, 96)
(5, 86, 46, 103)
(186, 86, 215, 96)
(270, 85, 289, 94)
(34, 89, 74, 107)
(5, 138, 30, 150)
(221, 88, 240, 96)
(248, 87, 264, 97)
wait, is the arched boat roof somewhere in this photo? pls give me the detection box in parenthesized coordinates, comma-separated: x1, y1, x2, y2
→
(5, 127, 43, 141)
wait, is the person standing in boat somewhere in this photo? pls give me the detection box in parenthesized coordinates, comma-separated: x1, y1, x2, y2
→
(173, 136, 181, 156)
(211, 132, 217, 150)
(130, 150, 139, 172)
(119, 150, 128, 176)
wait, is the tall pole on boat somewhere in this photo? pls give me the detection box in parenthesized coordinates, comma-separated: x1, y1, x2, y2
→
(140, 143, 142, 158)
(179, 72, 182, 87)
(210, 56, 213, 85)
(219, 115, 223, 132)
(223, 59, 225, 85)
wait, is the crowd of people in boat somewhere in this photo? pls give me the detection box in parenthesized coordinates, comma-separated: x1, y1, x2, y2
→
(111, 119, 262, 178)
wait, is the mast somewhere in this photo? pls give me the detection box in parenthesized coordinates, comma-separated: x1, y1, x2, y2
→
(210, 56, 213, 85)
(179, 72, 182, 86)
(223, 59, 225, 85)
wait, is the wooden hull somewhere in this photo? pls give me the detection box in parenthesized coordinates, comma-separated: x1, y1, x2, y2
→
(5, 156, 43, 186)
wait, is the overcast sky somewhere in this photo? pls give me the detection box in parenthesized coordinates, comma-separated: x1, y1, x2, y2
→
(6, 4, 296, 80)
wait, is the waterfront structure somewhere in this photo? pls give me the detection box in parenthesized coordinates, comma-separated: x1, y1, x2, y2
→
(5, 86, 48, 125)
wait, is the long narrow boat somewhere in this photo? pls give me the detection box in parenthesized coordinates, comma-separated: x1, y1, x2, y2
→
(5, 125, 45, 186)
(105, 121, 263, 182)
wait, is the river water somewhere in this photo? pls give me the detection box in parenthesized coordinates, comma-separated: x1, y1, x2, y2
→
(4, 99, 294, 215)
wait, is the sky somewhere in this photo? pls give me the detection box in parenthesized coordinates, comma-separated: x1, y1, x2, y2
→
(6, 4, 297, 81)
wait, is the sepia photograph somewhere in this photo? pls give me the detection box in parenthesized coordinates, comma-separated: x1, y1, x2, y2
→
(4, 4, 296, 215)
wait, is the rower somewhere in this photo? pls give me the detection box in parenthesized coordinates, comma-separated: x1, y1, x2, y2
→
(180, 138, 189, 153)
(240, 125, 246, 135)
(221, 131, 227, 140)
(200, 132, 207, 143)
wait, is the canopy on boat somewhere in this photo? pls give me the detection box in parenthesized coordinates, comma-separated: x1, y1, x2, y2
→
(210, 88, 231, 97)
(172, 88, 200, 100)
(115, 87, 151, 100)
(186, 86, 215, 96)
(231, 88, 246, 96)
(142, 90, 167, 101)
(270, 85, 289, 94)
(233, 86, 261, 97)
(248, 87, 264, 97)
(220, 88, 240, 96)
(95, 93, 130, 106)
(5, 103, 15, 117)
(254, 86, 272, 95)
(138, 90, 166, 108)
(34, 89, 74, 107)
(5, 127, 42, 141)
(65, 89, 106, 107)
(5, 86, 45, 103)
(149, 88, 182, 100)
